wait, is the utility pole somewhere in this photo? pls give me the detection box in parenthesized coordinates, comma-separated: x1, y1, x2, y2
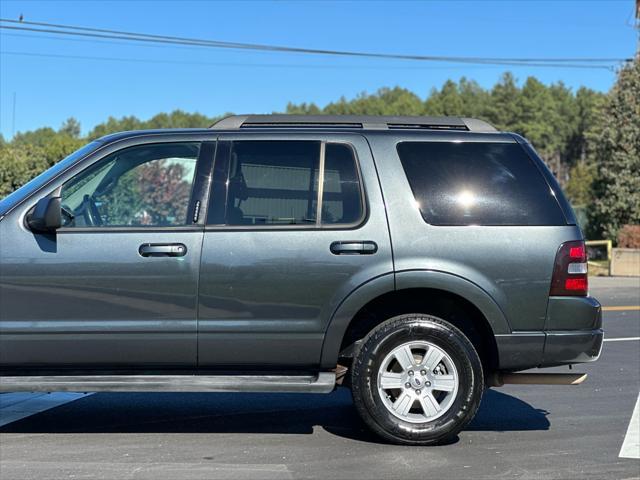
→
(12, 92, 16, 138)
(636, 0, 639, 56)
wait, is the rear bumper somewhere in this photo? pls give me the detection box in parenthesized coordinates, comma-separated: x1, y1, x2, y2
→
(545, 295, 602, 330)
(542, 328, 603, 367)
(495, 296, 603, 370)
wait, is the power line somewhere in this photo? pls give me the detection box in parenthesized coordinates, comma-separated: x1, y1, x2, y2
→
(0, 23, 618, 69)
(0, 31, 620, 70)
(0, 17, 631, 68)
(0, 31, 230, 52)
(0, 50, 615, 70)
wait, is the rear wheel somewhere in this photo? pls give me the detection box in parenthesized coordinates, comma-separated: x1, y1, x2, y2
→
(351, 314, 484, 445)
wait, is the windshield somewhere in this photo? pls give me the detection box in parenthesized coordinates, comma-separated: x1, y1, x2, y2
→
(0, 141, 103, 216)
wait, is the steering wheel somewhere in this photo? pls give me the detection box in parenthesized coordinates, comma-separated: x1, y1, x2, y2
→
(60, 203, 75, 227)
(79, 194, 103, 226)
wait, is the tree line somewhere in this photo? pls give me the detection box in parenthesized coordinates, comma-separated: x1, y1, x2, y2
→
(1, 61, 638, 243)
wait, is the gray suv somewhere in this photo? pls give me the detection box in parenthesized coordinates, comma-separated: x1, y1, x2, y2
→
(0, 115, 603, 445)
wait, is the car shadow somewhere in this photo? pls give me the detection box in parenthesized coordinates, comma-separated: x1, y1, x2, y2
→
(0, 388, 549, 443)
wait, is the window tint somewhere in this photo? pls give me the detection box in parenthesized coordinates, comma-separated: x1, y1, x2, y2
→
(321, 143, 363, 224)
(222, 141, 363, 227)
(61, 142, 199, 227)
(226, 141, 320, 226)
(397, 142, 565, 226)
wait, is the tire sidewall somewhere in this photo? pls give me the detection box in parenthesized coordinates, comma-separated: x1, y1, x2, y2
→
(352, 315, 483, 444)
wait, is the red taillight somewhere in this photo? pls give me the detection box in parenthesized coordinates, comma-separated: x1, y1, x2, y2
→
(565, 277, 588, 291)
(569, 246, 585, 259)
(550, 240, 588, 296)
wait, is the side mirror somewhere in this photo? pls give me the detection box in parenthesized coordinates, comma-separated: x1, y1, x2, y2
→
(27, 196, 62, 232)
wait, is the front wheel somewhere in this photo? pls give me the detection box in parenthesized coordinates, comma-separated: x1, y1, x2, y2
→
(351, 314, 484, 445)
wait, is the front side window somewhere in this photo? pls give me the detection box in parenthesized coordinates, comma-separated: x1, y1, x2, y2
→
(61, 142, 200, 227)
(222, 141, 363, 227)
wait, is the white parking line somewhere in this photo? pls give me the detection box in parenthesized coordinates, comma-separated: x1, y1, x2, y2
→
(0, 392, 91, 427)
(619, 393, 640, 459)
(604, 337, 640, 342)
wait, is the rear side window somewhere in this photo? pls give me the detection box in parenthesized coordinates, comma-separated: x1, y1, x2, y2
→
(227, 141, 320, 226)
(397, 142, 566, 226)
(322, 143, 363, 225)
(220, 140, 364, 227)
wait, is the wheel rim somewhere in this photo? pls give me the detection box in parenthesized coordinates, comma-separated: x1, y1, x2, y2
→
(377, 341, 459, 424)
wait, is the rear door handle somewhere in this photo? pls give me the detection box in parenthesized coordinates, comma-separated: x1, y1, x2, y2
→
(330, 241, 378, 255)
(139, 243, 187, 257)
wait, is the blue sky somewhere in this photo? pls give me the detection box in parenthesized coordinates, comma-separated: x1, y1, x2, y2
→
(0, 0, 637, 139)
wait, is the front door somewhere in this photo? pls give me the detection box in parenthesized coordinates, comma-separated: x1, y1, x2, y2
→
(197, 133, 393, 369)
(0, 140, 212, 370)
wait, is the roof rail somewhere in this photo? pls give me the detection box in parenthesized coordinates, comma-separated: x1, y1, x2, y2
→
(210, 115, 497, 132)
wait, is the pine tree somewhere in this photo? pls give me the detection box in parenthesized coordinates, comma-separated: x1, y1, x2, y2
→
(487, 72, 521, 130)
(59, 118, 81, 138)
(587, 56, 640, 241)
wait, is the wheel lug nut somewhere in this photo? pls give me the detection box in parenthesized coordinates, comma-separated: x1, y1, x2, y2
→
(408, 370, 414, 376)
(416, 389, 421, 395)
(425, 381, 431, 387)
(405, 382, 411, 389)
(420, 370, 426, 375)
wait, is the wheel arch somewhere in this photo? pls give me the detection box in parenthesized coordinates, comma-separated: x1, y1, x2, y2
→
(320, 270, 510, 370)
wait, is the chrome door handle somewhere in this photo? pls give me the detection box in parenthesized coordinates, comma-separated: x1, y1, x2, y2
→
(330, 241, 378, 255)
(139, 243, 187, 257)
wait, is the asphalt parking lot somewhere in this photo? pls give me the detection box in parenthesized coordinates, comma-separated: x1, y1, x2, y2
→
(0, 276, 638, 480)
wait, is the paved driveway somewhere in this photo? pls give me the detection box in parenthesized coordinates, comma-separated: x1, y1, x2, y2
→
(1, 276, 638, 479)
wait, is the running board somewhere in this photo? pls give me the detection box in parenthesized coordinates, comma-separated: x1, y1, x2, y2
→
(489, 372, 587, 387)
(0, 373, 337, 394)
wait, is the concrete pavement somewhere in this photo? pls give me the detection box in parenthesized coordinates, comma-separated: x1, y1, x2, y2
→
(1, 276, 638, 479)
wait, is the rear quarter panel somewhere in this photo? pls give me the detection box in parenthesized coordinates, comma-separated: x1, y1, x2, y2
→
(366, 131, 583, 333)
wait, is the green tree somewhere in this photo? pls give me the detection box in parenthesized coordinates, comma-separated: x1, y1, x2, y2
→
(516, 78, 558, 158)
(565, 87, 606, 167)
(0, 74, 609, 205)
(319, 87, 424, 116)
(457, 78, 491, 118)
(486, 72, 521, 130)
(59, 117, 81, 138)
(565, 161, 596, 207)
(12, 127, 59, 150)
(87, 110, 216, 140)
(43, 135, 86, 168)
(0, 144, 48, 197)
(87, 115, 143, 139)
(424, 80, 464, 115)
(10, 127, 83, 169)
(285, 101, 322, 114)
(587, 57, 640, 241)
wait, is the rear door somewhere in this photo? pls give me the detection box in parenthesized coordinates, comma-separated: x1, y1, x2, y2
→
(0, 139, 215, 370)
(197, 132, 393, 369)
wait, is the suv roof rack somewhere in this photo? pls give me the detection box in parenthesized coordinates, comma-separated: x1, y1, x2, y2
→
(210, 115, 497, 133)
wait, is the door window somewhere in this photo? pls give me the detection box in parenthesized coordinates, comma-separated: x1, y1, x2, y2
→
(226, 141, 320, 226)
(61, 142, 200, 227)
(220, 140, 364, 227)
(322, 143, 363, 225)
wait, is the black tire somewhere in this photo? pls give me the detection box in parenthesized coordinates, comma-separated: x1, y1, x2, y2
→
(351, 313, 484, 445)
